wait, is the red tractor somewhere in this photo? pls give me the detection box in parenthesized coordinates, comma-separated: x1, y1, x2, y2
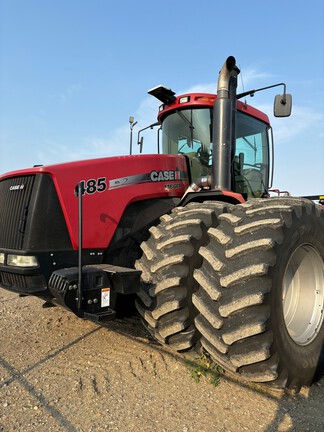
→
(0, 56, 323, 393)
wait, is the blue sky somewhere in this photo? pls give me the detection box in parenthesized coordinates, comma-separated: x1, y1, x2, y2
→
(1, 0, 323, 196)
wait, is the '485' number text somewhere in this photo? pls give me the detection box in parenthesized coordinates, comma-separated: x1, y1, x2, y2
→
(77, 177, 107, 195)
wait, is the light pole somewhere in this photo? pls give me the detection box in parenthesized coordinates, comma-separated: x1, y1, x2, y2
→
(129, 116, 137, 155)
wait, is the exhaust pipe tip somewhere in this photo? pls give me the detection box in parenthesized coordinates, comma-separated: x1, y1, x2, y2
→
(217, 56, 237, 98)
(225, 56, 236, 72)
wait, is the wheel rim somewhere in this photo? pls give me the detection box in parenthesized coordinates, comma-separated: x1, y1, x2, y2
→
(283, 244, 324, 346)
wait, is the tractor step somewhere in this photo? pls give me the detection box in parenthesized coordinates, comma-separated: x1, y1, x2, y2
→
(83, 309, 116, 322)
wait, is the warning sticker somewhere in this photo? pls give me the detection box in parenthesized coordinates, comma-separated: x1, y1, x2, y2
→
(101, 288, 110, 307)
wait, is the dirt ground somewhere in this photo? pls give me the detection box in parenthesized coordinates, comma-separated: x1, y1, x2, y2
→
(0, 289, 323, 432)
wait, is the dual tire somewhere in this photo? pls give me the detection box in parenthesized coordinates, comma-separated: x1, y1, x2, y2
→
(136, 198, 324, 391)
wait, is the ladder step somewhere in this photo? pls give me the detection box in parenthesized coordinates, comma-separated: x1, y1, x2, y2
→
(83, 309, 116, 322)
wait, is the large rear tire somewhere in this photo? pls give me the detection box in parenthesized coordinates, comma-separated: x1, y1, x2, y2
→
(193, 198, 324, 392)
(135, 202, 231, 351)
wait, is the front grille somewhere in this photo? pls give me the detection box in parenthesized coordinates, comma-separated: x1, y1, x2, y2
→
(0, 174, 72, 251)
(0, 176, 35, 249)
(0, 271, 47, 293)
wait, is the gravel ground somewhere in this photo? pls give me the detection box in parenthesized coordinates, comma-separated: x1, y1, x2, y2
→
(1, 289, 323, 432)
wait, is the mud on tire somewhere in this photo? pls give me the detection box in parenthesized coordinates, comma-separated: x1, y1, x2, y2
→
(135, 202, 232, 351)
(193, 198, 324, 392)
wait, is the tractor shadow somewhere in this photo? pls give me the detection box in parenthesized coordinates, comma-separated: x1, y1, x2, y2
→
(99, 310, 324, 432)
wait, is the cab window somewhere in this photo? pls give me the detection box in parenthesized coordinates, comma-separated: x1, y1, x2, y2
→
(234, 112, 269, 197)
(162, 108, 212, 179)
(161, 107, 269, 196)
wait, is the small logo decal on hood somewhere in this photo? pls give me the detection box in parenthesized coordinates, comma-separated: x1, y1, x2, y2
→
(9, 184, 25, 191)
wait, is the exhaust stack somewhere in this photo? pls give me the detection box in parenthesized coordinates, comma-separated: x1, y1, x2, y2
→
(212, 56, 240, 190)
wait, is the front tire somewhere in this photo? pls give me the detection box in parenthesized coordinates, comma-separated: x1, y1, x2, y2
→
(193, 198, 324, 392)
(135, 202, 231, 351)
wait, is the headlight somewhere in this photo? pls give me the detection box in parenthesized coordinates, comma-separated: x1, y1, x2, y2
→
(179, 96, 190, 103)
(0, 253, 5, 264)
(7, 254, 39, 268)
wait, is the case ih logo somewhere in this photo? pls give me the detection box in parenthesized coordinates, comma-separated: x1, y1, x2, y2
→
(150, 170, 181, 182)
(9, 184, 25, 191)
(108, 169, 188, 190)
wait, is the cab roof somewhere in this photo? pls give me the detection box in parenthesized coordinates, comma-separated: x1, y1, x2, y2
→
(157, 93, 270, 125)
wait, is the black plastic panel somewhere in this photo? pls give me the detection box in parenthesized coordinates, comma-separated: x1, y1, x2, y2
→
(23, 175, 72, 250)
(0, 174, 72, 251)
(0, 271, 47, 293)
(0, 176, 35, 249)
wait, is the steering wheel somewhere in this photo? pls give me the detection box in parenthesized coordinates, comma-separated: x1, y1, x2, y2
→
(196, 146, 212, 166)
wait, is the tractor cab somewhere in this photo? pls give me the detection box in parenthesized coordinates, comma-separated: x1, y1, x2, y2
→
(150, 88, 272, 198)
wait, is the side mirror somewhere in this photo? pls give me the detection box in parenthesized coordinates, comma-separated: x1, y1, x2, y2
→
(274, 94, 292, 117)
(138, 136, 144, 153)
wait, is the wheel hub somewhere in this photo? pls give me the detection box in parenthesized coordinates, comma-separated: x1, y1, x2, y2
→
(283, 244, 324, 346)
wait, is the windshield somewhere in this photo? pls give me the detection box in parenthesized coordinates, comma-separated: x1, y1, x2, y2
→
(161, 108, 269, 197)
(162, 108, 212, 179)
(235, 112, 269, 197)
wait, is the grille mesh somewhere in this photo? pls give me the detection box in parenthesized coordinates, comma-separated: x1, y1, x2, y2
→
(0, 271, 47, 292)
(0, 176, 35, 249)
